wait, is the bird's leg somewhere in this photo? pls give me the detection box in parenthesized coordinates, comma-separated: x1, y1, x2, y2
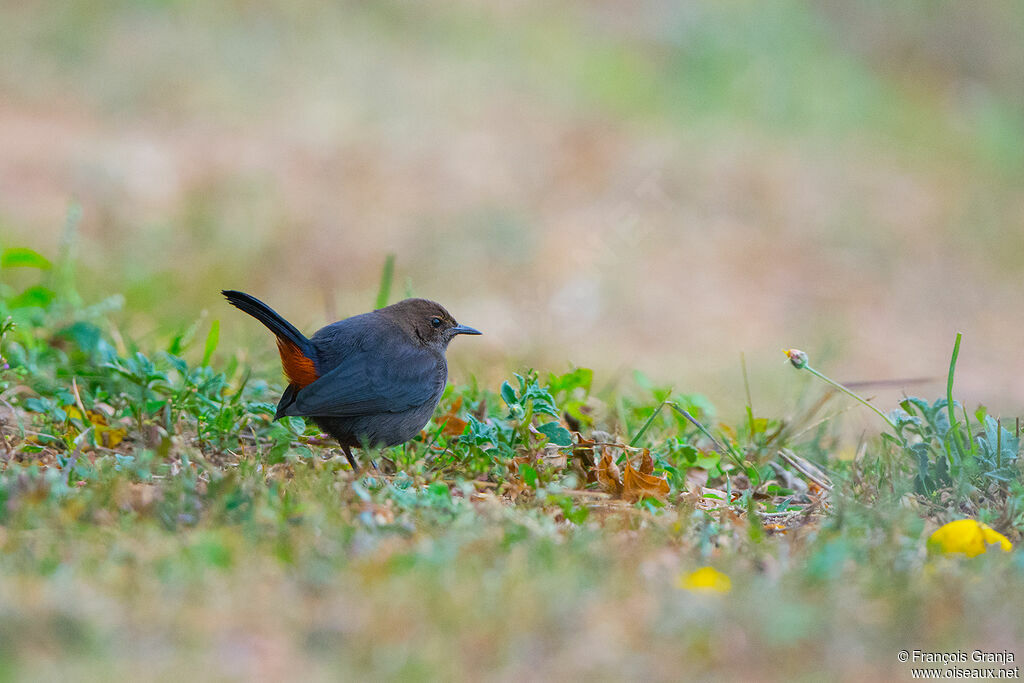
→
(340, 444, 360, 471)
(360, 440, 379, 471)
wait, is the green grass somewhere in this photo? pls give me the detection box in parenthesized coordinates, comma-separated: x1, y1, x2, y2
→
(0, 244, 1021, 680)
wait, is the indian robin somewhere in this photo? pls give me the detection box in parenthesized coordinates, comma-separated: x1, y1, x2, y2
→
(223, 290, 480, 469)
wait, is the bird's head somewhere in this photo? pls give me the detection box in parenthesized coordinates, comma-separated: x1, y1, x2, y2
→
(379, 298, 481, 351)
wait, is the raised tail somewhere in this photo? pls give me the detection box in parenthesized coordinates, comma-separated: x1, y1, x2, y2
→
(222, 290, 319, 388)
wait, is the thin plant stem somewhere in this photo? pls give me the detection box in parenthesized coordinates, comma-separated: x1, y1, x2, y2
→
(741, 353, 756, 437)
(629, 398, 669, 447)
(800, 365, 899, 434)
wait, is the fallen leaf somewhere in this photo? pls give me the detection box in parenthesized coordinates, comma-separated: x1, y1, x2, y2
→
(67, 407, 127, 448)
(439, 397, 468, 436)
(570, 433, 598, 482)
(622, 459, 670, 503)
(541, 444, 567, 469)
(97, 423, 127, 448)
(638, 448, 654, 474)
(503, 473, 529, 501)
(442, 417, 468, 437)
(722, 507, 746, 527)
(472, 396, 488, 421)
(596, 450, 622, 496)
(684, 467, 709, 493)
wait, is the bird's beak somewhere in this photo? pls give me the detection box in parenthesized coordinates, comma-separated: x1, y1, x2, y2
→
(451, 324, 482, 336)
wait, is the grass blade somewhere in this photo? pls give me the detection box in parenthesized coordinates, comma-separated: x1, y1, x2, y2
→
(946, 332, 968, 462)
(202, 319, 220, 367)
(375, 253, 396, 309)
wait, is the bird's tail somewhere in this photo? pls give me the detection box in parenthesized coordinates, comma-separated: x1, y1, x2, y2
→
(222, 290, 319, 387)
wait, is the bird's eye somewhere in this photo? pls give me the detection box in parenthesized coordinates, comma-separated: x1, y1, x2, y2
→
(430, 317, 442, 328)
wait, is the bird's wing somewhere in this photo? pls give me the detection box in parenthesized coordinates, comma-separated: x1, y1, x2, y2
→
(282, 333, 444, 418)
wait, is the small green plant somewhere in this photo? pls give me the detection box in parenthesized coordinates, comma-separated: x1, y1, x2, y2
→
(786, 337, 1021, 506)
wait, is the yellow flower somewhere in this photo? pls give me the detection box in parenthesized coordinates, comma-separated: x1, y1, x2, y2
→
(678, 566, 732, 593)
(927, 519, 1012, 558)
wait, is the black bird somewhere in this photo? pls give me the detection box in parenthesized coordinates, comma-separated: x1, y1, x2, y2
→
(222, 290, 481, 469)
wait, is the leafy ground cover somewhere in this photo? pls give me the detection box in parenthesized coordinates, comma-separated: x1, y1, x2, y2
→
(1, 247, 1022, 681)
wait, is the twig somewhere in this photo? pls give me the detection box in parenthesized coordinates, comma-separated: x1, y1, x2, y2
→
(71, 377, 88, 417)
(758, 510, 807, 519)
(777, 448, 832, 491)
(579, 441, 646, 451)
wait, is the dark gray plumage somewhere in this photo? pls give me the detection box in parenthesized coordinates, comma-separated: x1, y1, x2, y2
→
(223, 291, 480, 469)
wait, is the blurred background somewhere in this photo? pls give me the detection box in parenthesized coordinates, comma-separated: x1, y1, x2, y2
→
(2, 0, 1023, 419)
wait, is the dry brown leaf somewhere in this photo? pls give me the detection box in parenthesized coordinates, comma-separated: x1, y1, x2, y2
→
(596, 450, 622, 496)
(541, 445, 567, 469)
(472, 396, 488, 421)
(622, 459, 670, 503)
(722, 507, 746, 527)
(503, 476, 529, 502)
(684, 467, 709, 493)
(442, 417, 468, 437)
(510, 455, 532, 473)
(439, 397, 468, 436)
(638, 448, 654, 475)
(574, 435, 595, 448)
(571, 433, 597, 483)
